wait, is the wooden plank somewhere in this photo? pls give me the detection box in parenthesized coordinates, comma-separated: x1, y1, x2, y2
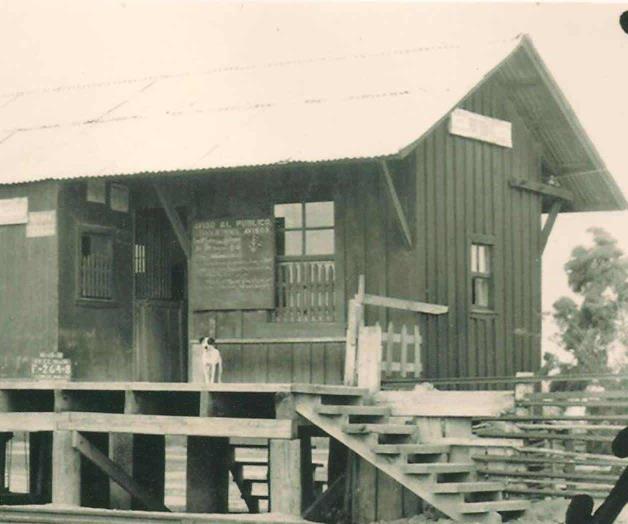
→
(362, 293, 447, 315)
(413, 325, 422, 377)
(152, 181, 190, 259)
(509, 178, 573, 202)
(355, 458, 377, 524)
(52, 430, 80, 506)
(380, 160, 413, 248)
(385, 321, 394, 377)
(269, 439, 302, 516)
(540, 200, 562, 253)
(400, 325, 408, 378)
(324, 343, 344, 385)
(73, 432, 168, 512)
(109, 433, 134, 509)
(356, 326, 382, 394)
(57, 413, 295, 439)
(343, 299, 359, 386)
(376, 469, 403, 521)
(0, 412, 56, 431)
(303, 474, 345, 521)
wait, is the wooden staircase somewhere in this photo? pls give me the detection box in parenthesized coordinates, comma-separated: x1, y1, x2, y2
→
(295, 395, 530, 523)
(229, 439, 328, 513)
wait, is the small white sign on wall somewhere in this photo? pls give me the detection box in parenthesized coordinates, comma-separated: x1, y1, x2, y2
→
(110, 183, 129, 213)
(0, 197, 28, 225)
(26, 210, 56, 238)
(449, 108, 512, 148)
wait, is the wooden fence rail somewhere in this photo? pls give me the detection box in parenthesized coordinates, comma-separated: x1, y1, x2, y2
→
(469, 373, 628, 499)
(381, 322, 422, 379)
(343, 275, 446, 390)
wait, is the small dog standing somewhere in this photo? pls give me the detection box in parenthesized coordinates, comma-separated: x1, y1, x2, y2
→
(199, 337, 222, 383)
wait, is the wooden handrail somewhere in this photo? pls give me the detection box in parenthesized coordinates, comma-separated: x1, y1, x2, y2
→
(360, 293, 448, 315)
(214, 337, 346, 345)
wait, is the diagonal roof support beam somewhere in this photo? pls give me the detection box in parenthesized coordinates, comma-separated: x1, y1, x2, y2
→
(152, 181, 190, 259)
(540, 200, 562, 254)
(379, 160, 413, 249)
(509, 178, 573, 203)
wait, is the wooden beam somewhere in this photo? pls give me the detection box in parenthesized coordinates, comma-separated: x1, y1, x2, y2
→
(52, 430, 80, 506)
(362, 293, 448, 315)
(509, 178, 573, 202)
(379, 161, 413, 248)
(58, 413, 296, 439)
(540, 200, 562, 254)
(303, 474, 346, 521)
(152, 181, 190, 259)
(269, 439, 302, 515)
(72, 432, 169, 512)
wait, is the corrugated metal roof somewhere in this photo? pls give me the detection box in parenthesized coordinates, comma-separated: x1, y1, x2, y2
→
(0, 35, 625, 212)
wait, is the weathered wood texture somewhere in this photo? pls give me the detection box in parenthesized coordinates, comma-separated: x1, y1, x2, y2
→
(189, 77, 543, 385)
(0, 181, 59, 378)
(411, 77, 543, 380)
(57, 181, 134, 380)
(134, 300, 185, 382)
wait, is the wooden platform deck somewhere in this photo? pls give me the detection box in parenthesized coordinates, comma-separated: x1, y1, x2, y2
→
(0, 505, 309, 523)
(0, 381, 364, 396)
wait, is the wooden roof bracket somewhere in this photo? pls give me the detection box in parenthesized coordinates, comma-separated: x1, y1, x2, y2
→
(379, 160, 413, 249)
(152, 180, 190, 259)
(540, 200, 562, 254)
(509, 178, 573, 203)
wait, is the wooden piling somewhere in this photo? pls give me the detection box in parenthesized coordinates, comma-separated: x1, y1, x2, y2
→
(109, 434, 133, 509)
(269, 439, 302, 515)
(52, 430, 81, 506)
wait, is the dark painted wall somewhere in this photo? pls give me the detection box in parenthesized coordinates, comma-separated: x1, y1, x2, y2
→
(57, 182, 134, 380)
(188, 169, 346, 384)
(0, 181, 59, 378)
(0, 75, 543, 383)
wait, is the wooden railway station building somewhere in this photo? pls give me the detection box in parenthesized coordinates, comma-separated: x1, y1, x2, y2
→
(0, 35, 625, 523)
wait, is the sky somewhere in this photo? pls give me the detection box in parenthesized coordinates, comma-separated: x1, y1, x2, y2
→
(1, 0, 627, 358)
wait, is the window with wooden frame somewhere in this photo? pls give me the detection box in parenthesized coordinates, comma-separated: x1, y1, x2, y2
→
(273, 201, 336, 322)
(79, 230, 114, 300)
(470, 242, 493, 309)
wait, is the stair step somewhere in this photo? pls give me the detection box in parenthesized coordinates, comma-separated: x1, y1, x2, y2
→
(430, 482, 505, 494)
(343, 423, 416, 435)
(402, 463, 475, 475)
(373, 444, 450, 455)
(459, 500, 530, 514)
(316, 405, 390, 416)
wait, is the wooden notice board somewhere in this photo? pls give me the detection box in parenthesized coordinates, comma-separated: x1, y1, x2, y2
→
(192, 217, 275, 310)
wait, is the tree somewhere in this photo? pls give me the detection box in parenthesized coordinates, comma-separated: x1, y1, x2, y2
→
(551, 228, 628, 374)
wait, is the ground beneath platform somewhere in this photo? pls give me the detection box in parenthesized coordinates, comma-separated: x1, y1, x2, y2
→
(0, 504, 309, 523)
(376, 499, 628, 524)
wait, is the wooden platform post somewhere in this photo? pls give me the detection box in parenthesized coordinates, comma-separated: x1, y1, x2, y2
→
(29, 432, 52, 503)
(269, 439, 302, 516)
(52, 430, 80, 506)
(186, 437, 230, 513)
(0, 432, 12, 493)
(109, 434, 133, 509)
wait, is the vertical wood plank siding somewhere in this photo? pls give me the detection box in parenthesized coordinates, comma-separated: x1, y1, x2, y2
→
(411, 77, 543, 380)
(190, 77, 543, 384)
(0, 181, 59, 377)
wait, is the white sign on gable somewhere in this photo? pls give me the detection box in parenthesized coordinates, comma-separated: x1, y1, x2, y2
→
(26, 210, 57, 238)
(0, 197, 28, 225)
(449, 109, 512, 148)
